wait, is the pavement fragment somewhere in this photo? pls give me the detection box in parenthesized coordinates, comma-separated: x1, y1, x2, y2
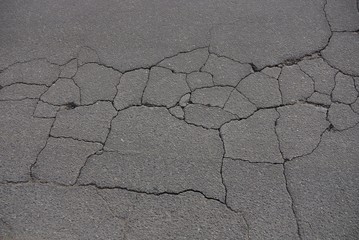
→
(60, 59, 78, 78)
(142, 67, 189, 107)
(351, 98, 359, 114)
(202, 54, 252, 86)
(277, 104, 329, 160)
(0, 100, 53, 182)
(41, 78, 80, 105)
(325, 0, 359, 31)
(286, 125, 359, 239)
(261, 67, 281, 79)
(114, 69, 149, 110)
(223, 159, 299, 240)
(33, 101, 59, 118)
(184, 104, 237, 129)
(179, 93, 190, 107)
(80, 106, 225, 201)
(32, 137, 102, 185)
(237, 72, 282, 108)
(355, 77, 359, 91)
(0, 84, 47, 100)
(190, 86, 232, 108)
(158, 48, 208, 73)
(210, 0, 330, 69)
(298, 58, 337, 95)
(328, 103, 359, 130)
(223, 89, 257, 118)
(0, 60, 60, 87)
(322, 32, 359, 76)
(307, 92, 332, 107)
(332, 73, 358, 104)
(51, 101, 117, 143)
(279, 65, 314, 104)
(169, 106, 184, 119)
(74, 63, 121, 104)
(221, 109, 283, 163)
(186, 71, 213, 90)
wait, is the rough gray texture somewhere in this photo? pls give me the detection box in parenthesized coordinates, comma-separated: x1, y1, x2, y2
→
(0, 184, 125, 239)
(279, 65, 314, 104)
(0, 100, 53, 182)
(307, 92, 332, 106)
(224, 89, 257, 119)
(322, 32, 359, 76)
(143, 67, 189, 107)
(325, 0, 359, 31)
(114, 69, 149, 110)
(186, 71, 213, 90)
(261, 67, 281, 79)
(328, 103, 359, 130)
(298, 58, 337, 95)
(74, 63, 121, 104)
(332, 73, 358, 104)
(223, 159, 299, 240)
(158, 48, 208, 73)
(237, 73, 282, 108)
(210, 0, 330, 69)
(41, 78, 80, 105)
(0, 60, 60, 87)
(277, 104, 329, 160)
(221, 109, 283, 163)
(33, 101, 59, 118)
(32, 137, 102, 185)
(51, 101, 117, 143)
(202, 54, 252, 86)
(191, 86, 232, 108)
(60, 59, 77, 78)
(286, 125, 359, 239)
(184, 104, 237, 129)
(0, 84, 47, 100)
(80, 106, 225, 201)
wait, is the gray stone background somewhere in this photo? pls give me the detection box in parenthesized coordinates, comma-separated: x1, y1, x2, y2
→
(0, 0, 358, 239)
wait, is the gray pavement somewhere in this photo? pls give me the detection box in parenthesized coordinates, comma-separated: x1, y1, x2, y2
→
(0, 0, 358, 239)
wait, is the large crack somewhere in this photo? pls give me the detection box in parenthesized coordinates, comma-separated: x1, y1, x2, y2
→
(282, 163, 303, 240)
(217, 129, 251, 240)
(73, 101, 120, 184)
(0, 178, 240, 218)
(29, 108, 59, 181)
(274, 108, 302, 240)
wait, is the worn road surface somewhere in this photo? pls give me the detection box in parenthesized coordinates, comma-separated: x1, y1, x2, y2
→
(1, 0, 359, 239)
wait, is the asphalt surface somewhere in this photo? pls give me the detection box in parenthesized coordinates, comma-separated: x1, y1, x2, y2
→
(0, 0, 359, 239)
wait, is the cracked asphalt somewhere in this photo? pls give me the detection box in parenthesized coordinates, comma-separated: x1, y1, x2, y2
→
(0, 0, 358, 239)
